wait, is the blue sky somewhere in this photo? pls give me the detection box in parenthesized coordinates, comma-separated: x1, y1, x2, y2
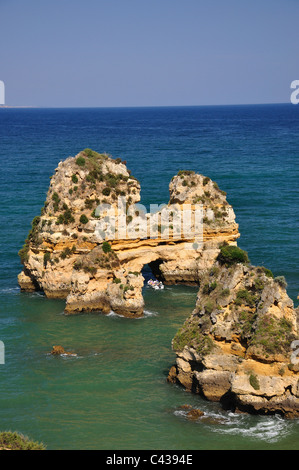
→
(0, 0, 298, 107)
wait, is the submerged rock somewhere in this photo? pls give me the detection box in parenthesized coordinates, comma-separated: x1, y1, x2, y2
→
(50, 345, 77, 356)
(51, 345, 66, 355)
(186, 409, 205, 420)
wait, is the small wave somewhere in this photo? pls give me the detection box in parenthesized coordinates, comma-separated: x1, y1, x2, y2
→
(166, 289, 197, 297)
(60, 353, 78, 358)
(106, 309, 159, 319)
(143, 309, 159, 317)
(107, 310, 123, 318)
(46, 352, 81, 360)
(174, 407, 291, 443)
(216, 414, 290, 443)
(0, 286, 20, 294)
(26, 292, 45, 298)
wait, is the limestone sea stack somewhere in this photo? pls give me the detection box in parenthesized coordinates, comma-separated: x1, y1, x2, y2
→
(167, 247, 299, 418)
(18, 149, 239, 317)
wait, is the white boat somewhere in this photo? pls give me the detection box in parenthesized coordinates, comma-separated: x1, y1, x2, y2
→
(147, 279, 164, 290)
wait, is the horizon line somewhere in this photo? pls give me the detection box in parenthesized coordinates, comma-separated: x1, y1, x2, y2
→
(0, 101, 293, 110)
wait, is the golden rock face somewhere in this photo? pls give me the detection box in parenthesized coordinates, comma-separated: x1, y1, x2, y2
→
(18, 150, 239, 317)
(169, 261, 299, 418)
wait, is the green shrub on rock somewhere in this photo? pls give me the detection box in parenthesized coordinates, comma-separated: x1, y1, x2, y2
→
(173, 319, 215, 355)
(102, 241, 112, 253)
(79, 214, 89, 225)
(250, 315, 295, 356)
(18, 244, 30, 264)
(274, 276, 288, 289)
(235, 289, 256, 307)
(56, 208, 75, 225)
(76, 156, 86, 167)
(102, 187, 111, 196)
(0, 431, 45, 450)
(217, 244, 250, 266)
(43, 252, 51, 267)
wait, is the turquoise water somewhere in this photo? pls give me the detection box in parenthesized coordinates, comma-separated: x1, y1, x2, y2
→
(0, 105, 298, 449)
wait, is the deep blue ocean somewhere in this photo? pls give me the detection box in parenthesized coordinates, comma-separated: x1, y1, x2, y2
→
(0, 104, 298, 450)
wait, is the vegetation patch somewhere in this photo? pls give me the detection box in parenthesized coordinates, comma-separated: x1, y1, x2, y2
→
(235, 289, 256, 308)
(43, 252, 51, 267)
(76, 156, 86, 167)
(18, 214, 43, 262)
(52, 192, 60, 211)
(83, 148, 108, 160)
(177, 170, 195, 177)
(256, 266, 274, 278)
(18, 243, 30, 264)
(173, 319, 215, 356)
(79, 214, 89, 225)
(202, 281, 217, 295)
(220, 288, 230, 297)
(250, 315, 295, 356)
(217, 244, 250, 266)
(249, 373, 260, 390)
(274, 276, 288, 289)
(56, 208, 75, 225)
(102, 187, 111, 196)
(60, 247, 73, 259)
(253, 277, 264, 291)
(235, 310, 257, 344)
(102, 241, 112, 253)
(0, 431, 45, 450)
(204, 300, 215, 314)
(95, 250, 119, 269)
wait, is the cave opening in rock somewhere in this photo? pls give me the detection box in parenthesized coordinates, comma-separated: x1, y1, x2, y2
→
(142, 260, 165, 285)
(148, 259, 165, 282)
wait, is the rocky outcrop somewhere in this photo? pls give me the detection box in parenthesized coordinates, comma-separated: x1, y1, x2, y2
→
(18, 149, 239, 317)
(18, 148, 299, 417)
(168, 248, 299, 418)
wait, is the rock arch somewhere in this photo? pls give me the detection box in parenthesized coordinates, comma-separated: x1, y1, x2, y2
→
(17, 150, 240, 317)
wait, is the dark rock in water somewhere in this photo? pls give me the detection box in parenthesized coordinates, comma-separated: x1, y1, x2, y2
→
(177, 405, 227, 425)
(179, 404, 193, 410)
(51, 345, 77, 356)
(183, 407, 204, 420)
(51, 345, 66, 355)
(187, 409, 204, 420)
